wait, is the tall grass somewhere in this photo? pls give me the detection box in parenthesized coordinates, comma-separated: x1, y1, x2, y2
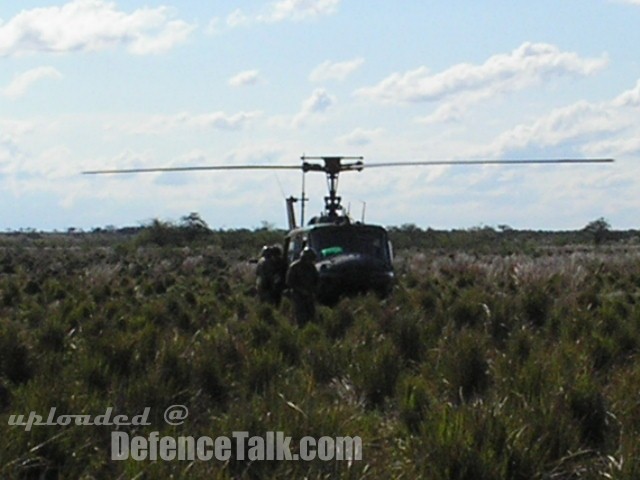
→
(1, 236, 640, 477)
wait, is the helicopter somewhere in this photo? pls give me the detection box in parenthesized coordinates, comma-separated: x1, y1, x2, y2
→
(83, 155, 614, 304)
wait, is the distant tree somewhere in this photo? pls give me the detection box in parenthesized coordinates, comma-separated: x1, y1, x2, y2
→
(180, 212, 209, 232)
(258, 220, 277, 231)
(140, 218, 178, 246)
(584, 217, 611, 246)
(399, 223, 421, 233)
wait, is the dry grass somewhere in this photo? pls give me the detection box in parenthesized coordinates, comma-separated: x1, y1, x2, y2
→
(1, 233, 640, 478)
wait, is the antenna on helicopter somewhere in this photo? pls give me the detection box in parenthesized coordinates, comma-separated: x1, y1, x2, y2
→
(300, 165, 307, 226)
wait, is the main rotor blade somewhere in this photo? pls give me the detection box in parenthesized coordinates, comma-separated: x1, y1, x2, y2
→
(364, 158, 614, 168)
(82, 165, 301, 174)
(82, 157, 614, 175)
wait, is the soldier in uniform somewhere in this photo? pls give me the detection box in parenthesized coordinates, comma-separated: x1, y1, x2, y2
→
(269, 245, 287, 306)
(256, 245, 286, 306)
(286, 247, 319, 325)
(256, 246, 275, 304)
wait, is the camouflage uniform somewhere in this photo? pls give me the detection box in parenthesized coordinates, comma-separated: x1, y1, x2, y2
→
(286, 248, 319, 325)
(270, 246, 287, 306)
(256, 246, 286, 306)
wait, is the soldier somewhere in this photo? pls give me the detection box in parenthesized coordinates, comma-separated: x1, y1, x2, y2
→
(269, 245, 287, 306)
(286, 247, 319, 325)
(256, 246, 274, 304)
(256, 245, 285, 306)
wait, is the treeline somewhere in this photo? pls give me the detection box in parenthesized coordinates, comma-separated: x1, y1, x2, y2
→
(2, 214, 638, 256)
(387, 222, 640, 253)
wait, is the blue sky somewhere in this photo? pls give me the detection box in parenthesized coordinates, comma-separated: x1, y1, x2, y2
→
(1, 0, 639, 231)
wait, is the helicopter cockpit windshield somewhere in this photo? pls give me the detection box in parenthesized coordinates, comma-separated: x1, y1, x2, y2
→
(308, 227, 391, 264)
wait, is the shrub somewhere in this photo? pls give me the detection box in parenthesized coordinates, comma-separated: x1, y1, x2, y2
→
(449, 288, 488, 329)
(353, 338, 401, 408)
(566, 375, 609, 448)
(391, 313, 425, 363)
(440, 330, 490, 403)
(399, 374, 431, 433)
(0, 324, 32, 384)
(520, 284, 551, 327)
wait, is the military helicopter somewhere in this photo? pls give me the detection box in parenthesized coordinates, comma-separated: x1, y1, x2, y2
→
(83, 155, 613, 304)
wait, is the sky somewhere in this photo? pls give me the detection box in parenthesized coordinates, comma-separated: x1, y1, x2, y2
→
(1, 0, 640, 231)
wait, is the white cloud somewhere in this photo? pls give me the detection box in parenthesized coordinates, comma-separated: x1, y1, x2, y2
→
(0, 119, 38, 177)
(2, 66, 63, 99)
(210, 0, 340, 31)
(302, 88, 335, 113)
(584, 137, 640, 157)
(270, 88, 336, 128)
(0, 0, 194, 57)
(113, 111, 263, 134)
(337, 128, 384, 146)
(310, 58, 364, 82)
(611, 78, 640, 107)
(0, 139, 75, 180)
(128, 19, 194, 55)
(484, 102, 612, 155)
(481, 80, 640, 158)
(0, 119, 37, 138)
(416, 93, 485, 125)
(293, 88, 336, 127)
(228, 70, 261, 87)
(355, 43, 608, 109)
(260, 0, 341, 23)
(225, 9, 251, 28)
(0, 139, 15, 172)
(219, 144, 288, 166)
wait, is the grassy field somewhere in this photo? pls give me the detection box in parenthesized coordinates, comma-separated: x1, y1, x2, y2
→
(1, 226, 640, 478)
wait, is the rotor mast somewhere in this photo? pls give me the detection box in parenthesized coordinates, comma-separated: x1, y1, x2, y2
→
(301, 156, 363, 220)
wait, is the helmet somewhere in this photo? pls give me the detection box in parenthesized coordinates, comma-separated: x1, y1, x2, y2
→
(270, 245, 282, 257)
(301, 247, 317, 261)
(260, 245, 271, 258)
